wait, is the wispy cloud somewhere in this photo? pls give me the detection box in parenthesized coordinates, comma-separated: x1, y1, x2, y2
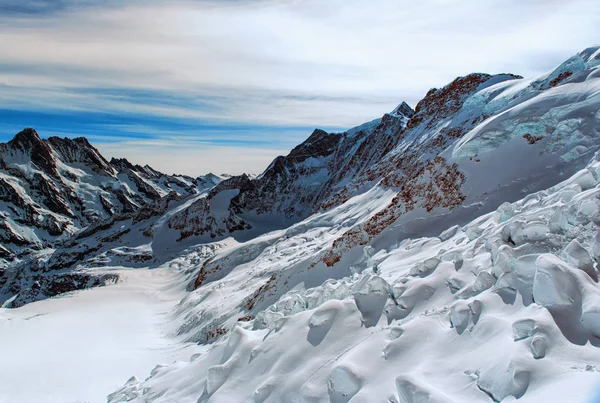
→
(96, 140, 291, 177)
(0, 0, 598, 174)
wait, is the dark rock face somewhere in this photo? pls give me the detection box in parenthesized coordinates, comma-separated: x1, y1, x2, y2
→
(30, 172, 75, 218)
(205, 128, 346, 220)
(6, 128, 58, 176)
(2, 268, 119, 308)
(110, 157, 138, 173)
(48, 136, 115, 176)
(45, 242, 104, 272)
(209, 174, 253, 199)
(113, 189, 140, 214)
(169, 198, 222, 240)
(408, 73, 496, 129)
(43, 272, 118, 299)
(128, 171, 162, 200)
(0, 221, 31, 247)
(0, 177, 27, 208)
(0, 245, 14, 260)
(390, 101, 415, 118)
(287, 128, 340, 163)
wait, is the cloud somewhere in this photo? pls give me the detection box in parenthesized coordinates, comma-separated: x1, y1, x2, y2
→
(0, 0, 599, 174)
(95, 140, 290, 176)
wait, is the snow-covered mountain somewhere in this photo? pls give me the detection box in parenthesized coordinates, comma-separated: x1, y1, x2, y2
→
(157, 46, 600, 265)
(103, 47, 600, 403)
(1, 46, 600, 403)
(0, 129, 222, 306)
(109, 131, 600, 403)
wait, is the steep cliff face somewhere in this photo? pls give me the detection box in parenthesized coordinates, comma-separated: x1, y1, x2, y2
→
(47, 136, 115, 176)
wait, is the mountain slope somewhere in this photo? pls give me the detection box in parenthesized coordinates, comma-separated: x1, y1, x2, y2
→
(108, 117, 600, 403)
(164, 47, 600, 259)
(102, 46, 600, 403)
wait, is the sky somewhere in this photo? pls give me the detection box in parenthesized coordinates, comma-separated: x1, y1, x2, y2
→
(0, 0, 598, 176)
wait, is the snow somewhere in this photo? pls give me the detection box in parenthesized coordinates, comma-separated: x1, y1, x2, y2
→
(0, 266, 200, 403)
(344, 118, 383, 138)
(2, 172, 600, 402)
(97, 153, 600, 403)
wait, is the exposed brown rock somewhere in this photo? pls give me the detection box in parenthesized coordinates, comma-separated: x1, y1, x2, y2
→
(245, 274, 277, 311)
(523, 133, 544, 145)
(548, 71, 573, 88)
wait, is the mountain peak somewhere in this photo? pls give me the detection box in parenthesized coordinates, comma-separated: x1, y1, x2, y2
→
(110, 157, 136, 173)
(72, 136, 94, 147)
(287, 128, 339, 163)
(7, 127, 57, 175)
(203, 172, 223, 181)
(390, 101, 414, 118)
(47, 135, 114, 176)
(408, 73, 520, 129)
(9, 127, 43, 147)
(110, 157, 163, 178)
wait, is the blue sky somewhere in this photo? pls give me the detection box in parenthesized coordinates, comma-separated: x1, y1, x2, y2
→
(0, 0, 599, 175)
